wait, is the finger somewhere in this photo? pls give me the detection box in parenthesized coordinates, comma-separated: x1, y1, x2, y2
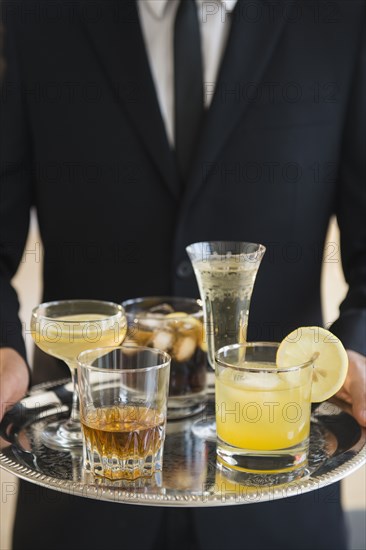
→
(345, 350, 366, 426)
(349, 379, 366, 427)
(335, 387, 352, 404)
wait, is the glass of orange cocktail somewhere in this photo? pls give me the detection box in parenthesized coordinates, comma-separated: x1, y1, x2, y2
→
(215, 343, 314, 480)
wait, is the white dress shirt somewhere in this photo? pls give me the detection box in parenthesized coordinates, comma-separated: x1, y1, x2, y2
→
(138, 0, 238, 145)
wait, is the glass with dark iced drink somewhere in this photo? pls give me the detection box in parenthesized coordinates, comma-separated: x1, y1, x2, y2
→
(122, 297, 207, 419)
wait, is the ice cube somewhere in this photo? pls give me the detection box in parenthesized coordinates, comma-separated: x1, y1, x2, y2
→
(234, 371, 280, 390)
(278, 369, 303, 387)
(151, 329, 174, 352)
(173, 336, 197, 362)
(149, 303, 175, 314)
(135, 311, 165, 331)
(167, 315, 202, 338)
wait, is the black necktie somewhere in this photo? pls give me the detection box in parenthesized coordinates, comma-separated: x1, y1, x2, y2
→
(174, 0, 204, 182)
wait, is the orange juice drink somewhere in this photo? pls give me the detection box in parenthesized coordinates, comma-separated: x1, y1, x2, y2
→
(216, 361, 312, 451)
(215, 343, 314, 477)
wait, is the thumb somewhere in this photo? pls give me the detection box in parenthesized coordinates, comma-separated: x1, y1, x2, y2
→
(346, 350, 366, 427)
(351, 383, 366, 427)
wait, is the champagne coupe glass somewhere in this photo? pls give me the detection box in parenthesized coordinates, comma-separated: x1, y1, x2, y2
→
(186, 242, 266, 439)
(31, 300, 127, 450)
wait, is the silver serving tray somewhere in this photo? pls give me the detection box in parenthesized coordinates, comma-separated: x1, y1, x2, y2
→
(0, 379, 365, 507)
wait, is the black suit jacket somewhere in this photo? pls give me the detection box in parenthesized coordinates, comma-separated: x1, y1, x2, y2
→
(0, 1, 365, 549)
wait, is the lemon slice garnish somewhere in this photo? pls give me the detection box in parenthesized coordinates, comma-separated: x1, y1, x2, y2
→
(276, 326, 348, 402)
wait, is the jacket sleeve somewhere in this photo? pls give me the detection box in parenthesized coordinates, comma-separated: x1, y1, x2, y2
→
(330, 21, 366, 356)
(0, 5, 33, 364)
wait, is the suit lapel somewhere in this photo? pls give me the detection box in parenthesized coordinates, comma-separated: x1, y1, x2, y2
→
(79, 0, 180, 198)
(183, 0, 288, 207)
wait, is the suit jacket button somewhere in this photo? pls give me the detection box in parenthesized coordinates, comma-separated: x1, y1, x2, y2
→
(176, 260, 193, 279)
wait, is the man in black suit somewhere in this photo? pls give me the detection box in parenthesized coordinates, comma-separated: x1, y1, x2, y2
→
(0, 1, 365, 549)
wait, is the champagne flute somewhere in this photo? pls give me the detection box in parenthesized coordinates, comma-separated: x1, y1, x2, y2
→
(186, 242, 266, 439)
(31, 300, 127, 450)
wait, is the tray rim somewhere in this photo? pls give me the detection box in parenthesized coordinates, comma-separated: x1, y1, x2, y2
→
(1, 379, 365, 507)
